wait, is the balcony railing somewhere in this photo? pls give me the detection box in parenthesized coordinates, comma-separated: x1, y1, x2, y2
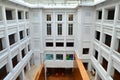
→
(34, 54, 90, 80)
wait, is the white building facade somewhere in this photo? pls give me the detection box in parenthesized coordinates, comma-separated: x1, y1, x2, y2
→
(0, 0, 120, 80)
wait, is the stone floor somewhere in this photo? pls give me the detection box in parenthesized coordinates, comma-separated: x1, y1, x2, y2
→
(25, 65, 39, 80)
(24, 66, 94, 80)
(47, 74, 74, 80)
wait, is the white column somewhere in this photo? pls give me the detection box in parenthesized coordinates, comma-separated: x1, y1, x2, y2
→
(45, 66, 47, 80)
(20, 70, 25, 80)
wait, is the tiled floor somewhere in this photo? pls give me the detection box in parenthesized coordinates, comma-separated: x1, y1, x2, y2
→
(47, 74, 74, 80)
(25, 66, 93, 80)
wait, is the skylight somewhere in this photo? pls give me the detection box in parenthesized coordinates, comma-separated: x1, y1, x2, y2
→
(23, 0, 94, 5)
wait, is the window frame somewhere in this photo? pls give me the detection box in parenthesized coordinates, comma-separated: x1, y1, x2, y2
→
(68, 24, 73, 35)
(46, 14, 51, 21)
(68, 14, 73, 21)
(46, 54, 54, 60)
(47, 24, 52, 35)
(57, 14, 62, 21)
(57, 24, 62, 35)
(56, 54, 63, 60)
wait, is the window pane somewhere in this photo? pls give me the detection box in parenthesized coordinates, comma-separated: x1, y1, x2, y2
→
(56, 42, 64, 47)
(107, 8, 115, 20)
(46, 54, 53, 60)
(47, 14, 51, 21)
(68, 14, 73, 21)
(66, 42, 74, 47)
(46, 42, 53, 47)
(6, 9, 13, 20)
(26, 29, 29, 36)
(12, 55, 18, 68)
(102, 57, 108, 71)
(58, 14, 62, 21)
(0, 38, 4, 51)
(19, 31, 24, 40)
(47, 24, 51, 35)
(58, 24, 62, 35)
(104, 34, 111, 47)
(95, 31, 100, 40)
(83, 48, 89, 54)
(97, 11, 102, 19)
(25, 12, 29, 19)
(94, 50, 98, 60)
(0, 65, 8, 80)
(68, 24, 73, 35)
(9, 34, 16, 45)
(18, 11, 22, 19)
(56, 54, 63, 60)
(66, 54, 73, 60)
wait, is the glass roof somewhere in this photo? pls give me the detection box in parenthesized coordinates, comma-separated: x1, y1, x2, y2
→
(23, 0, 94, 5)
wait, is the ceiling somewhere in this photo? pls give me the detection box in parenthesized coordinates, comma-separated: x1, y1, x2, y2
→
(23, 0, 94, 5)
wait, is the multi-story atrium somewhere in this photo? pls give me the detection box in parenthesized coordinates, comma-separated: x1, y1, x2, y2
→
(0, 0, 120, 80)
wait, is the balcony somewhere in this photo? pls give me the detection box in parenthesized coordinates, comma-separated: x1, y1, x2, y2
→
(103, 20, 114, 26)
(7, 20, 17, 25)
(33, 54, 90, 80)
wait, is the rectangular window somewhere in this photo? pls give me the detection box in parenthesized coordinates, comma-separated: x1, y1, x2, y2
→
(104, 34, 111, 47)
(47, 14, 51, 21)
(0, 65, 8, 80)
(26, 29, 29, 36)
(6, 9, 13, 20)
(113, 69, 120, 80)
(25, 12, 29, 19)
(0, 38, 4, 51)
(97, 10, 102, 20)
(18, 11, 22, 19)
(28, 44, 31, 51)
(9, 34, 16, 45)
(68, 14, 73, 21)
(58, 24, 62, 35)
(66, 42, 74, 47)
(107, 8, 115, 20)
(83, 48, 89, 54)
(56, 42, 64, 47)
(68, 24, 73, 35)
(94, 50, 98, 60)
(21, 49, 25, 58)
(117, 39, 120, 53)
(66, 54, 73, 60)
(19, 31, 24, 40)
(83, 63, 88, 70)
(56, 54, 63, 60)
(47, 24, 51, 35)
(12, 55, 18, 68)
(46, 54, 53, 60)
(95, 31, 100, 40)
(57, 14, 62, 21)
(102, 57, 108, 71)
(46, 42, 53, 47)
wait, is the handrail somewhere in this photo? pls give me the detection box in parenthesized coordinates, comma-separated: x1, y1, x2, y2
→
(74, 54, 90, 80)
(34, 63, 44, 80)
